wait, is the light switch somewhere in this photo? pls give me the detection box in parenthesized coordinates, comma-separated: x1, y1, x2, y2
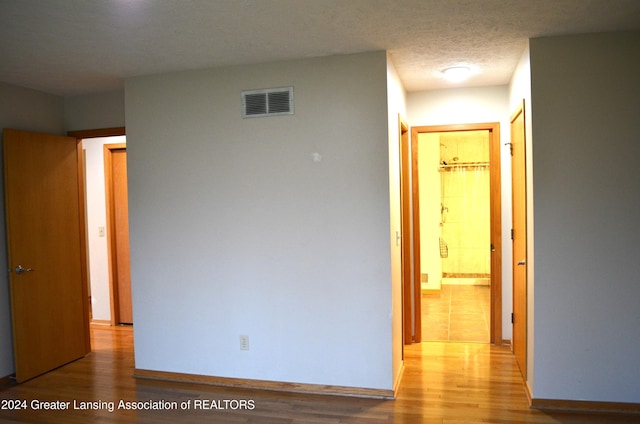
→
(98, 226, 105, 237)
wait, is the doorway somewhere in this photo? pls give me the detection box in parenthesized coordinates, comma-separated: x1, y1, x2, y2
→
(70, 128, 132, 330)
(409, 123, 502, 344)
(420, 130, 491, 342)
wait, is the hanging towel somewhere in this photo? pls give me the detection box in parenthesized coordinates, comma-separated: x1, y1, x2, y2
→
(439, 237, 448, 258)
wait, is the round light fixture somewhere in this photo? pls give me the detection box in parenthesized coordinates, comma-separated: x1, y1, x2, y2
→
(442, 66, 471, 82)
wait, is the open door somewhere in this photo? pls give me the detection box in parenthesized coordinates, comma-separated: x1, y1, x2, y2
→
(104, 144, 133, 325)
(510, 102, 528, 378)
(3, 129, 90, 382)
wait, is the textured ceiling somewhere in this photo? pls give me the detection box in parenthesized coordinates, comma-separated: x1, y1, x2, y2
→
(1, 0, 639, 96)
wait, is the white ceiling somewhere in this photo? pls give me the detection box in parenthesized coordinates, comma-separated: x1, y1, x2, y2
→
(1, 0, 639, 97)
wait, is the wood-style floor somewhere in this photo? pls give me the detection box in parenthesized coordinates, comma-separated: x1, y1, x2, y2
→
(422, 284, 491, 343)
(0, 325, 637, 423)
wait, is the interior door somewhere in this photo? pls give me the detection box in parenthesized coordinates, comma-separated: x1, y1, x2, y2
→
(3, 128, 89, 382)
(109, 146, 133, 324)
(510, 102, 527, 378)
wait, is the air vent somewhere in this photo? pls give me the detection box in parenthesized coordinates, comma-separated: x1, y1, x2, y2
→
(242, 87, 294, 118)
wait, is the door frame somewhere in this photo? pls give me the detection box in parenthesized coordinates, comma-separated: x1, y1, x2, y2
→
(409, 123, 502, 344)
(398, 116, 413, 345)
(68, 127, 126, 330)
(77, 138, 91, 353)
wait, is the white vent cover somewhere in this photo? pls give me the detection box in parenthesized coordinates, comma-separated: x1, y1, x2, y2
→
(242, 86, 294, 118)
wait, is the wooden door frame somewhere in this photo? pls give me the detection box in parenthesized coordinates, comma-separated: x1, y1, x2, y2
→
(399, 116, 413, 345)
(410, 123, 502, 344)
(68, 127, 126, 329)
(76, 138, 91, 353)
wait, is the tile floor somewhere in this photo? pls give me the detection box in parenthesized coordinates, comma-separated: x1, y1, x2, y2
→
(421, 284, 491, 343)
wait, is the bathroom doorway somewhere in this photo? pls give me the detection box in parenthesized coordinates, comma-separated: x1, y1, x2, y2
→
(411, 123, 502, 344)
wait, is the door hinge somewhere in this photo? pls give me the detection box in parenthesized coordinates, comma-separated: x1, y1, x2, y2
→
(511, 313, 514, 324)
(511, 229, 514, 240)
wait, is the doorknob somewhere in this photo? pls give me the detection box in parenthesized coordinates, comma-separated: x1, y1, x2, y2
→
(517, 260, 526, 266)
(15, 265, 34, 274)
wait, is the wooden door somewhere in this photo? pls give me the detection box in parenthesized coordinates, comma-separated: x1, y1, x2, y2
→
(3, 129, 90, 382)
(510, 102, 527, 378)
(105, 145, 133, 324)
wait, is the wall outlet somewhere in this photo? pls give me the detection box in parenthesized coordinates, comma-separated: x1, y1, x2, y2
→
(239, 335, 250, 351)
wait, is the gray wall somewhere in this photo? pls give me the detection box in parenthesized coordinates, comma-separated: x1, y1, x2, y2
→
(530, 31, 640, 402)
(125, 52, 396, 390)
(64, 90, 125, 131)
(0, 82, 64, 377)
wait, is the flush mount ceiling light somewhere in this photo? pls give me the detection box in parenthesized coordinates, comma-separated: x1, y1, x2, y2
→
(442, 66, 471, 82)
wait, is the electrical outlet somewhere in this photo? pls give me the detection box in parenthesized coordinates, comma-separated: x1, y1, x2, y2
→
(239, 335, 250, 351)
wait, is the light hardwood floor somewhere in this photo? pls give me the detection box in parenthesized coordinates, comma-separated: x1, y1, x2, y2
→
(0, 325, 637, 423)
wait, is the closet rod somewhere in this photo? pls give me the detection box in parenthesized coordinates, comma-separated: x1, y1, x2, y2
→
(439, 162, 489, 169)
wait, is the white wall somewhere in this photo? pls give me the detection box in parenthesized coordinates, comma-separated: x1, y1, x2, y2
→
(83, 136, 127, 322)
(386, 55, 407, 390)
(529, 31, 640, 403)
(0, 82, 64, 377)
(509, 43, 535, 390)
(407, 86, 513, 340)
(125, 52, 396, 390)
